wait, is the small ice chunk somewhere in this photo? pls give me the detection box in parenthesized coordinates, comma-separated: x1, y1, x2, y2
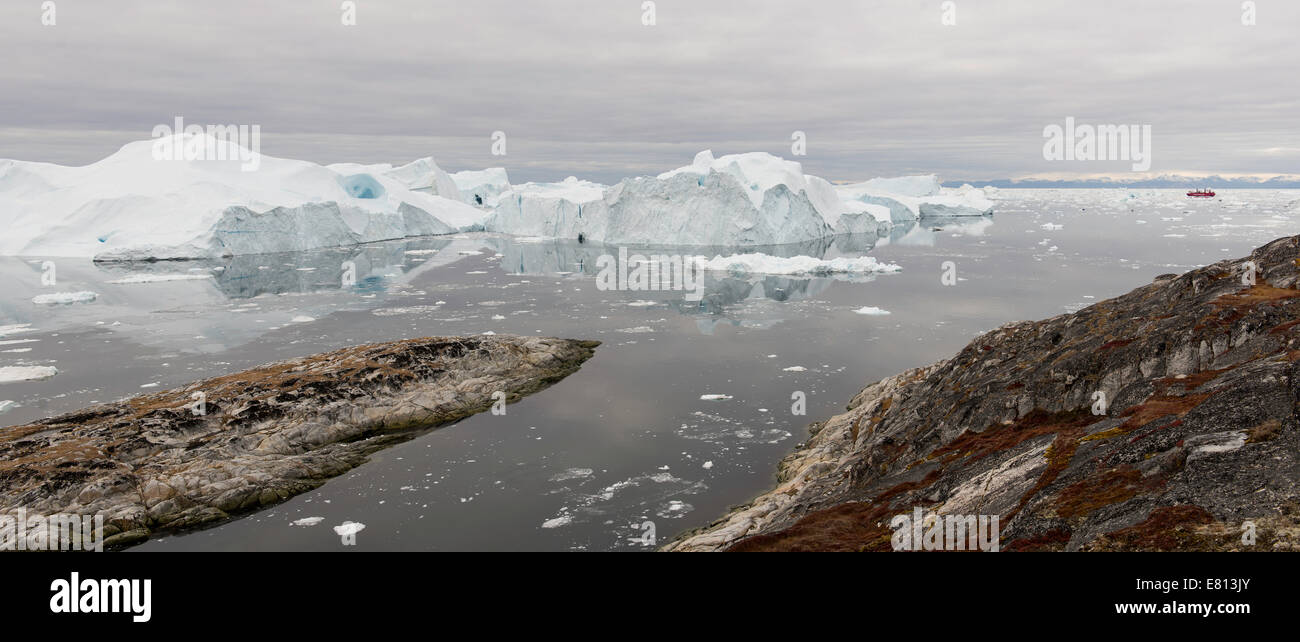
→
(32, 291, 97, 305)
(541, 515, 572, 529)
(853, 306, 891, 315)
(333, 521, 366, 536)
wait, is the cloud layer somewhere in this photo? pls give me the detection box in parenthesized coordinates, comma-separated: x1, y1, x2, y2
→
(2, 0, 1297, 183)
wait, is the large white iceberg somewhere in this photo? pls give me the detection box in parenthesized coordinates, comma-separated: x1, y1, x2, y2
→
(847, 174, 941, 198)
(485, 151, 841, 246)
(0, 133, 487, 260)
(836, 177, 994, 220)
(483, 151, 989, 246)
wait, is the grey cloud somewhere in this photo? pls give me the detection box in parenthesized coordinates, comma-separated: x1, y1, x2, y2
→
(1, 0, 1296, 183)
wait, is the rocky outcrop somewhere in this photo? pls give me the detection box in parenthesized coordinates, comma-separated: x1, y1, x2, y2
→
(0, 336, 597, 548)
(669, 235, 1300, 551)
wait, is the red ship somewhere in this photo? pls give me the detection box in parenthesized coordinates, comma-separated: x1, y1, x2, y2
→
(1187, 188, 1216, 198)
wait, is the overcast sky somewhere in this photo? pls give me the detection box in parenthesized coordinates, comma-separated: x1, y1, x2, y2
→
(2, 0, 1297, 183)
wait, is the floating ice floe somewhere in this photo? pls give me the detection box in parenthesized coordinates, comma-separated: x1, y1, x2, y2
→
(853, 306, 892, 315)
(699, 394, 732, 401)
(692, 253, 901, 276)
(291, 516, 325, 526)
(548, 467, 594, 482)
(332, 521, 366, 537)
(106, 274, 215, 284)
(541, 515, 573, 529)
(0, 365, 58, 383)
(31, 291, 97, 305)
(0, 324, 36, 338)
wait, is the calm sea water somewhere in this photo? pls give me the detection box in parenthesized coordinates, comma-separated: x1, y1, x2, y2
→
(0, 189, 1295, 550)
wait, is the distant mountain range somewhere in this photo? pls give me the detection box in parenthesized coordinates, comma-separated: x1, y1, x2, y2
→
(943, 175, 1300, 189)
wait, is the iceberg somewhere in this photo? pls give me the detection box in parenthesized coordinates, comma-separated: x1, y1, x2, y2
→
(836, 177, 994, 219)
(485, 151, 839, 246)
(1, 133, 487, 260)
(848, 174, 941, 198)
(483, 151, 990, 246)
(484, 176, 609, 240)
(832, 200, 894, 235)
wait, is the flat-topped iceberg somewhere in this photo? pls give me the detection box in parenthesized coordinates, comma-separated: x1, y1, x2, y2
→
(1, 134, 487, 260)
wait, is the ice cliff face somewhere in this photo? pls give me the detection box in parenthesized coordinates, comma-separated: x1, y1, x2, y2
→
(452, 168, 511, 209)
(483, 177, 609, 239)
(602, 151, 836, 245)
(0, 133, 486, 260)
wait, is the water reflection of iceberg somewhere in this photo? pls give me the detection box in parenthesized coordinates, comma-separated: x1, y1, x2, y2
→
(90, 238, 456, 299)
(879, 216, 993, 247)
(483, 235, 868, 331)
(482, 236, 837, 277)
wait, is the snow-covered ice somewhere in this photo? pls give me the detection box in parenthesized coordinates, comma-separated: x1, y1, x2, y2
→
(1, 133, 488, 260)
(837, 179, 995, 220)
(451, 167, 511, 209)
(484, 150, 992, 246)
